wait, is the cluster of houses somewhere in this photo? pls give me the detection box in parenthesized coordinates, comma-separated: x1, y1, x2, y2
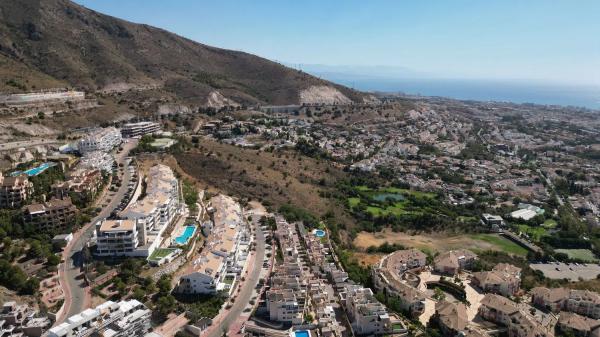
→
(48, 299, 152, 337)
(368, 246, 600, 337)
(247, 217, 406, 337)
(0, 126, 126, 233)
(175, 194, 250, 296)
(0, 299, 150, 337)
(0, 301, 51, 337)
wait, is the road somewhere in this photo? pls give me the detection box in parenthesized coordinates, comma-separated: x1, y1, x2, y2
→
(537, 169, 564, 206)
(57, 139, 138, 322)
(0, 138, 62, 150)
(204, 211, 266, 337)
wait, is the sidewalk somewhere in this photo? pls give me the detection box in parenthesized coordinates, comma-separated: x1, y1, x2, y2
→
(201, 250, 257, 337)
(154, 313, 189, 337)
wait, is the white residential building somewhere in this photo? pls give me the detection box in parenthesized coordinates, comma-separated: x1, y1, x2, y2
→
(96, 164, 180, 258)
(343, 285, 392, 336)
(121, 121, 161, 138)
(95, 219, 140, 257)
(78, 151, 115, 172)
(266, 288, 304, 325)
(176, 195, 248, 296)
(47, 300, 151, 337)
(78, 127, 122, 153)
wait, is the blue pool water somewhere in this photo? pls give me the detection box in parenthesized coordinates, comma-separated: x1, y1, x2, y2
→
(295, 331, 310, 337)
(11, 162, 55, 177)
(174, 225, 196, 245)
(314, 230, 325, 238)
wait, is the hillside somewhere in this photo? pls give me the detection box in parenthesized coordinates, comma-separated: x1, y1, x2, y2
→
(0, 0, 366, 105)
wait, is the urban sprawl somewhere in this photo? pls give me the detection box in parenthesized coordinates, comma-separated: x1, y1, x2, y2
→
(1, 89, 600, 337)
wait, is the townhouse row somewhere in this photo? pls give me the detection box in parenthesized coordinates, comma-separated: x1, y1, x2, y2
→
(175, 194, 250, 296)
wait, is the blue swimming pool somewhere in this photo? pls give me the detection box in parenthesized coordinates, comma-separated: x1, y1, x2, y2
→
(11, 162, 56, 177)
(314, 229, 326, 238)
(174, 225, 196, 245)
(294, 331, 310, 337)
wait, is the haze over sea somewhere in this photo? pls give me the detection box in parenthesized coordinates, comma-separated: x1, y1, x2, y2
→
(310, 72, 600, 110)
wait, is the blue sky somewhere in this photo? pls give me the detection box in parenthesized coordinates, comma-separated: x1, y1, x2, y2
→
(74, 0, 600, 86)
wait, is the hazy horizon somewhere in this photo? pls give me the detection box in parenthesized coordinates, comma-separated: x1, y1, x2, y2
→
(74, 0, 600, 88)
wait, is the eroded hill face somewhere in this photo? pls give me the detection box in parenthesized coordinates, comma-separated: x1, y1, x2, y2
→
(0, 0, 365, 105)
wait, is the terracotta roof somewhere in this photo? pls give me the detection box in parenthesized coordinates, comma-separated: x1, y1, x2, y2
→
(434, 249, 477, 270)
(531, 287, 569, 303)
(436, 301, 467, 332)
(480, 294, 519, 315)
(558, 312, 600, 332)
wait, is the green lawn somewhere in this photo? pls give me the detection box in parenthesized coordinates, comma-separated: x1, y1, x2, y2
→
(348, 197, 361, 207)
(384, 187, 436, 199)
(542, 219, 558, 229)
(555, 249, 599, 262)
(365, 203, 414, 217)
(350, 186, 433, 217)
(516, 224, 548, 242)
(469, 234, 529, 256)
(366, 206, 385, 216)
(149, 248, 177, 261)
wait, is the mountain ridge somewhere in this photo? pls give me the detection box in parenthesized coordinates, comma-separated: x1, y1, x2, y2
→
(0, 0, 367, 105)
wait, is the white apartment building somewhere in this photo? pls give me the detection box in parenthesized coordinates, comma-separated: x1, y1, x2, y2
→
(78, 127, 122, 153)
(48, 300, 151, 337)
(343, 285, 392, 336)
(176, 195, 248, 296)
(121, 121, 161, 138)
(78, 151, 115, 172)
(266, 288, 304, 325)
(95, 219, 140, 256)
(96, 165, 180, 258)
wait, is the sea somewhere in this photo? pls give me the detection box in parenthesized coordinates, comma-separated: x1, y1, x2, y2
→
(323, 76, 600, 110)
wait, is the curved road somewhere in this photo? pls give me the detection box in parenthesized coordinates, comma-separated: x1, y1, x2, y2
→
(205, 212, 266, 337)
(58, 139, 138, 321)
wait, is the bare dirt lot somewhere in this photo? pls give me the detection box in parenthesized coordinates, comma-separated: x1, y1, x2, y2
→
(353, 252, 384, 267)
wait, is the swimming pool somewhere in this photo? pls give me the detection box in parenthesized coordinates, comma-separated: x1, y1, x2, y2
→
(174, 225, 196, 245)
(11, 162, 56, 177)
(294, 331, 310, 337)
(313, 229, 326, 238)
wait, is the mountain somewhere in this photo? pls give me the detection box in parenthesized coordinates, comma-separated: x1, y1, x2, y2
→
(0, 0, 367, 105)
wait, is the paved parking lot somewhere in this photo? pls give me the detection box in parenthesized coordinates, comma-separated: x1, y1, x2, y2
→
(530, 262, 600, 281)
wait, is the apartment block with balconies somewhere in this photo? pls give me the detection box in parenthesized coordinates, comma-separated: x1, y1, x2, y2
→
(23, 197, 78, 231)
